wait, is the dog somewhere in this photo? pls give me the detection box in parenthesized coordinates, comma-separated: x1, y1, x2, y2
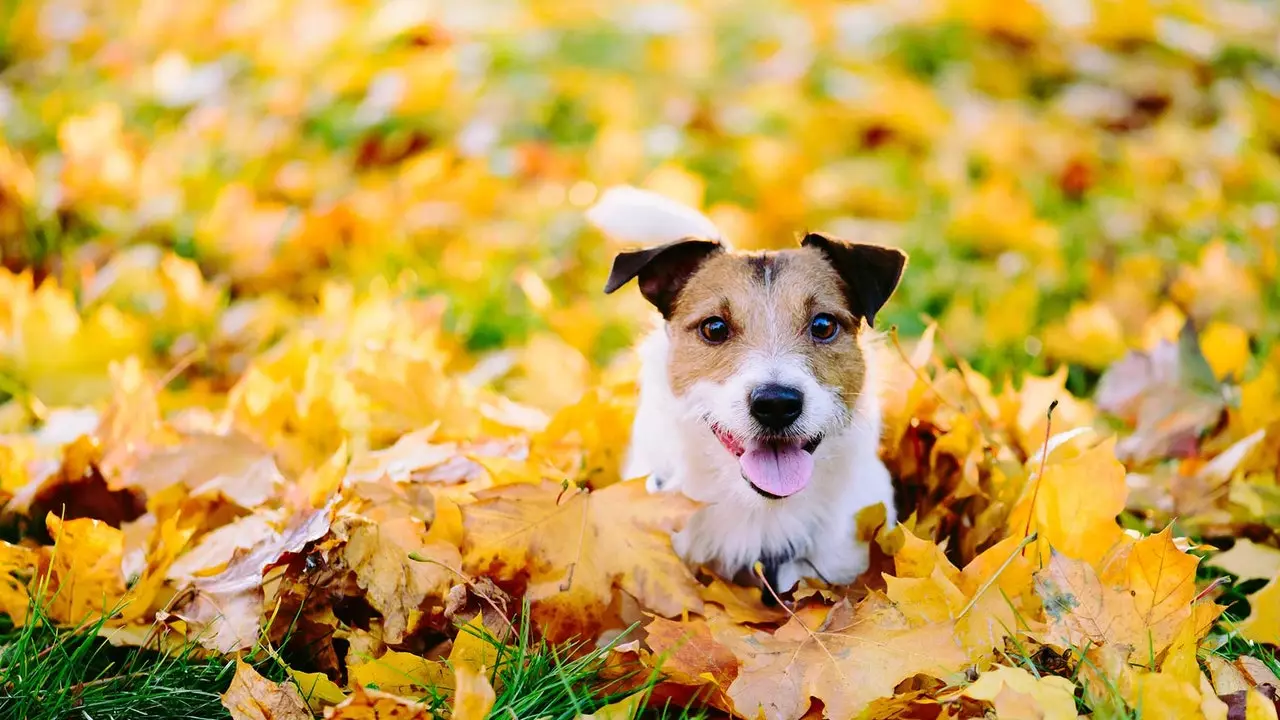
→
(589, 187, 905, 600)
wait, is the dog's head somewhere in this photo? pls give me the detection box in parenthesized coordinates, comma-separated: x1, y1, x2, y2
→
(605, 233, 906, 499)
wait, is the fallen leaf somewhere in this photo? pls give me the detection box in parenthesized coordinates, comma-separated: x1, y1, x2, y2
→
(451, 666, 496, 720)
(462, 479, 702, 642)
(348, 651, 453, 696)
(338, 515, 458, 643)
(167, 515, 278, 582)
(961, 665, 1079, 720)
(698, 578, 787, 625)
(1035, 549, 1147, 656)
(289, 668, 348, 713)
(1208, 541, 1280, 583)
(1009, 436, 1129, 567)
(1239, 576, 1280, 646)
(324, 687, 433, 719)
(1128, 525, 1199, 652)
(221, 659, 310, 720)
(724, 597, 970, 720)
(645, 615, 739, 688)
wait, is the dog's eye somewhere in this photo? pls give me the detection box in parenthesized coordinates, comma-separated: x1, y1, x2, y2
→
(810, 313, 839, 342)
(699, 316, 730, 344)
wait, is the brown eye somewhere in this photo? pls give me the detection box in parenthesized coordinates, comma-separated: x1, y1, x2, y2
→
(699, 316, 730, 344)
(810, 313, 839, 342)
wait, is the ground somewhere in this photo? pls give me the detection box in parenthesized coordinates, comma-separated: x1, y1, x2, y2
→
(2, 1, 1280, 719)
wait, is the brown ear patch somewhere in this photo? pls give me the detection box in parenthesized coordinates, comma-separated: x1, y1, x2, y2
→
(800, 233, 907, 327)
(603, 239, 723, 318)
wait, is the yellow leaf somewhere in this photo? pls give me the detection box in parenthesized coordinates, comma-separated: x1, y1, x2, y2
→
(725, 597, 971, 720)
(1134, 672, 1201, 719)
(1035, 550, 1146, 655)
(1127, 525, 1199, 652)
(698, 578, 787, 625)
(1208, 540, 1280, 582)
(288, 669, 347, 712)
(462, 479, 702, 643)
(348, 651, 453, 696)
(577, 693, 643, 720)
(1239, 575, 1280, 645)
(1246, 689, 1280, 720)
(339, 516, 459, 644)
(1011, 436, 1129, 567)
(451, 666, 496, 720)
(43, 515, 128, 625)
(0, 542, 38, 625)
(961, 666, 1079, 720)
(1201, 322, 1251, 381)
(221, 659, 310, 720)
(449, 613, 500, 676)
(325, 687, 432, 719)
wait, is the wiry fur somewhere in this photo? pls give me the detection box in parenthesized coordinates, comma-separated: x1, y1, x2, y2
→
(624, 321, 894, 591)
(591, 187, 898, 593)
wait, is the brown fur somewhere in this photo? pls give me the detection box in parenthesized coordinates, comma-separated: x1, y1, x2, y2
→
(666, 247, 867, 409)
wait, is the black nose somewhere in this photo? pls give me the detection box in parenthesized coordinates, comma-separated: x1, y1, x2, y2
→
(749, 384, 804, 431)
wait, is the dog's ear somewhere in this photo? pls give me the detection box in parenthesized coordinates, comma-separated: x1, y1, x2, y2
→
(801, 232, 907, 327)
(604, 238, 723, 318)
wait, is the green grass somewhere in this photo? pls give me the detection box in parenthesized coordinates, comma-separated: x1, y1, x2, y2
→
(0, 594, 699, 720)
(0, 601, 237, 719)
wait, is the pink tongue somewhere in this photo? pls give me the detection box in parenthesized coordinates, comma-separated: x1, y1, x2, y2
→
(740, 442, 814, 497)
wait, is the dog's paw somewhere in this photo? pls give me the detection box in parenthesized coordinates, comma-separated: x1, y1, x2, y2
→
(805, 541, 871, 587)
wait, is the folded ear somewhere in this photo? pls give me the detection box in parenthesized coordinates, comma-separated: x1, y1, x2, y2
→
(604, 238, 723, 318)
(800, 232, 907, 327)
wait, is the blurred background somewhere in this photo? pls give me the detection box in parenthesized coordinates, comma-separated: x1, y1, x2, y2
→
(1, 0, 1278, 419)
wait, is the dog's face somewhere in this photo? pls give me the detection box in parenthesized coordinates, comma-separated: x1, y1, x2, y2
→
(606, 233, 906, 500)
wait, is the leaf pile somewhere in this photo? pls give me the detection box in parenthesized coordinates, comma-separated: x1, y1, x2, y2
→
(3, 0, 1280, 718)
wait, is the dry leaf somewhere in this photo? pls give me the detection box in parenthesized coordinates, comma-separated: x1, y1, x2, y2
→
(451, 666, 496, 720)
(1208, 541, 1280, 583)
(338, 515, 458, 643)
(348, 651, 453, 696)
(221, 659, 310, 720)
(324, 687, 433, 719)
(462, 479, 702, 642)
(960, 665, 1079, 720)
(1239, 576, 1280, 646)
(724, 597, 970, 720)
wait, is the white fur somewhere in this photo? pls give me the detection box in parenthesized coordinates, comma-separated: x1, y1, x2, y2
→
(624, 322, 896, 592)
(586, 186, 726, 247)
(595, 186, 896, 592)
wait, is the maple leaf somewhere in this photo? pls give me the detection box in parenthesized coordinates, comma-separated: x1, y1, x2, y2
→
(722, 596, 970, 720)
(1238, 575, 1280, 646)
(461, 479, 703, 642)
(452, 666, 496, 720)
(336, 515, 459, 643)
(324, 687, 432, 719)
(645, 615, 740, 690)
(1033, 530, 1201, 659)
(1207, 540, 1280, 583)
(1009, 433, 1129, 567)
(959, 665, 1079, 720)
(221, 659, 310, 720)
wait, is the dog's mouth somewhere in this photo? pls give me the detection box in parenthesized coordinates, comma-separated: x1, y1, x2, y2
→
(711, 424, 822, 499)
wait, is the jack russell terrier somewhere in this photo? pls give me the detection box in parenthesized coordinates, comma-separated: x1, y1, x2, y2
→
(589, 187, 905, 600)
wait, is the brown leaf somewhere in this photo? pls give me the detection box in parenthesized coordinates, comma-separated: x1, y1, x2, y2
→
(645, 615, 740, 688)
(338, 515, 459, 643)
(462, 479, 702, 642)
(195, 504, 332, 595)
(221, 659, 310, 720)
(168, 587, 264, 653)
(724, 597, 970, 720)
(324, 687, 433, 719)
(452, 666, 496, 720)
(126, 431, 285, 507)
